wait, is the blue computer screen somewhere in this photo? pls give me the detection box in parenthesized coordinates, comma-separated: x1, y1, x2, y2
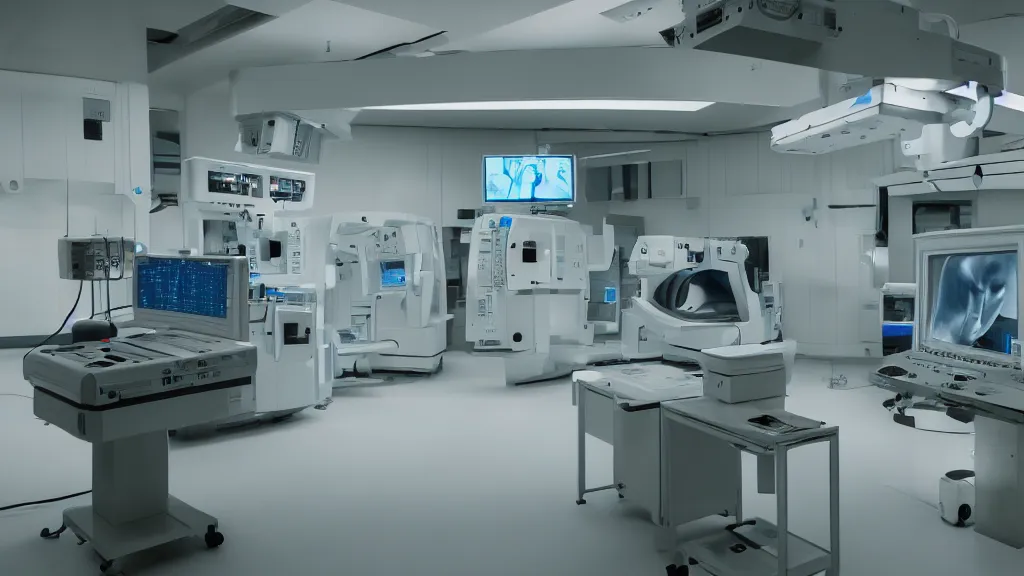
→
(380, 260, 407, 288)
(483, 155, 575, 203)
(136, 258, 230, 319)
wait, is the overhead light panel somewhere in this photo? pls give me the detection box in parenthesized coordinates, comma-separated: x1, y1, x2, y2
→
(357, 100, 714, 112)
(580, 150, 653, 160)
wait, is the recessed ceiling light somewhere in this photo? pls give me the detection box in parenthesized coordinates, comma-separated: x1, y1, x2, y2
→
(356, 100, 715, 112)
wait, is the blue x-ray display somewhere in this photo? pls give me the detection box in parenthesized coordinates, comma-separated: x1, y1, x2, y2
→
(380, 260, 407, 288)
(483, 155, 574, 203)
(136, 258, 229, 319)
(929, 251, 1018, 354)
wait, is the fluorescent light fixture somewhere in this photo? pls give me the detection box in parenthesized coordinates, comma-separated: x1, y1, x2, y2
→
(358, 100, 714, 112)
(947, 81, 1024, 112)
(580, 149, 652, 160)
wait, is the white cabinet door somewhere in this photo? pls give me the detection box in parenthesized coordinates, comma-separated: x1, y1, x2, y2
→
(21, 91, 68, 181)
(650, 160, 683, 198)
(0, 79, 23, 193)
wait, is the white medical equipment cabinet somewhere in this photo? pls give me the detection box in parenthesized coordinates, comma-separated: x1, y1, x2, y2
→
(23, 254, 257, 574)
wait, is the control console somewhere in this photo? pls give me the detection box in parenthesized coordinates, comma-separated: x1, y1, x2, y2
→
(872, 352, 1024, 423)
(24, 329, 256, 408)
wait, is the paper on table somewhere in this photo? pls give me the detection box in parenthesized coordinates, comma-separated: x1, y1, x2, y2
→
(747, 410, 824, 435)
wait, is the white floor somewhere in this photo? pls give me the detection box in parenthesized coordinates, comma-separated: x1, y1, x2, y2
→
(2, 350, 1023, 576)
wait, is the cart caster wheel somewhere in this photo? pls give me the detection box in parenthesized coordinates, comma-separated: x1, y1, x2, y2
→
(665, 565, 689, 576)
(576, 499, 586, 505)
(618, 493, 625, 499)
(99, 560, 120, 575)
(205, 525, 225, 548)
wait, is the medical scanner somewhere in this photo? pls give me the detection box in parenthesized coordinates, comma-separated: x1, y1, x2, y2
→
(871, 225, 1024, 548)
(466, 212, 619, 385)
(179, 157, 328, 428)
(24, 255, 256, 573)
(665, 1, 1022, 169)
(621, 236, 784, 364)
(324, 212, 451, 382)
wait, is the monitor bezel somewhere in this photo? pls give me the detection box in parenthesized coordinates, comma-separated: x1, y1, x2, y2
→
(132, 255, 250, 342)
(482, 154, 577, 204)
(914, 226, 1024, 366)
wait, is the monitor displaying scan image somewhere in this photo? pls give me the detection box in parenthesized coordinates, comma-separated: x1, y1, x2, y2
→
(380, 259, 407, 288)
(927, 250, 1019, 355)
(483, 155, 575, 203)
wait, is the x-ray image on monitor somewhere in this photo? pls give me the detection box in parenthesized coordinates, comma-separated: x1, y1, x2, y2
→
(483, 155, 575, 203)
(380, 260, 407, 288)
(928, 251, 1018, 354)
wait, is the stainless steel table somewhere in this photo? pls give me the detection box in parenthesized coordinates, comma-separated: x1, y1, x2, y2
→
(661, 397, 840, 576)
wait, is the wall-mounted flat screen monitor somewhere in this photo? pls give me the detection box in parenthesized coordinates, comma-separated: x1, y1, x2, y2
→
(927, 250, 1018, 355)
(380, 259, 407, 288)
(483, 155, 575, 203)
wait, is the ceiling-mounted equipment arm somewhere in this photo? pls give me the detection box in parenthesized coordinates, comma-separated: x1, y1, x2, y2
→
(672, 0, 1005, 93)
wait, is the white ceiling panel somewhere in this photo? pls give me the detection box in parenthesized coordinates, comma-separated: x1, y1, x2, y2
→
(447, 0, 682, 52)
(330, 0, 578, 35)
(910, 0, 1021, 25)
(142, 0, 229, 32)
(149, 0, 435, 93)
(352, 103, 782, 133)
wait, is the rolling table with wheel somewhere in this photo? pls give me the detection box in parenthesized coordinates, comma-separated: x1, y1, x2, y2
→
(661, 397, 840, 576)
(572, 363, 703, 522)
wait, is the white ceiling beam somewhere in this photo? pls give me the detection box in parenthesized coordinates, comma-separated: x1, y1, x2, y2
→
(230, 47, 821, 117)
(535, 131, 700, 144)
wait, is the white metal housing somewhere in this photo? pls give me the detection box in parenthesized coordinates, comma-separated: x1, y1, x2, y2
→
(676, 0, 1005, 90)
(325, 212, 451, 380)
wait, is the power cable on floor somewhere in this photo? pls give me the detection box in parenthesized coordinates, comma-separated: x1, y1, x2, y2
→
(0, 490, 91, 513)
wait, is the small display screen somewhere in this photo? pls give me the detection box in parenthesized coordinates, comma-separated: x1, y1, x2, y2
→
(208, 171, 262, 197)
(270, 176, 306, 202)
(136, 258, 230, 319)
(483, 155, 574, 203)
(928, 251, 1018, 355)
(604, 287, 617, 304)
(380, 260, 407, 288)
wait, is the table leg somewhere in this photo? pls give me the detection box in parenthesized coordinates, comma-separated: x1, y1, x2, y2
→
(776, 446, 788, 576)
(735, 479, 743, 524)
(656, 406, 674, 552)
(829, 434, 840, 574)
(576, 385, 587, 505)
